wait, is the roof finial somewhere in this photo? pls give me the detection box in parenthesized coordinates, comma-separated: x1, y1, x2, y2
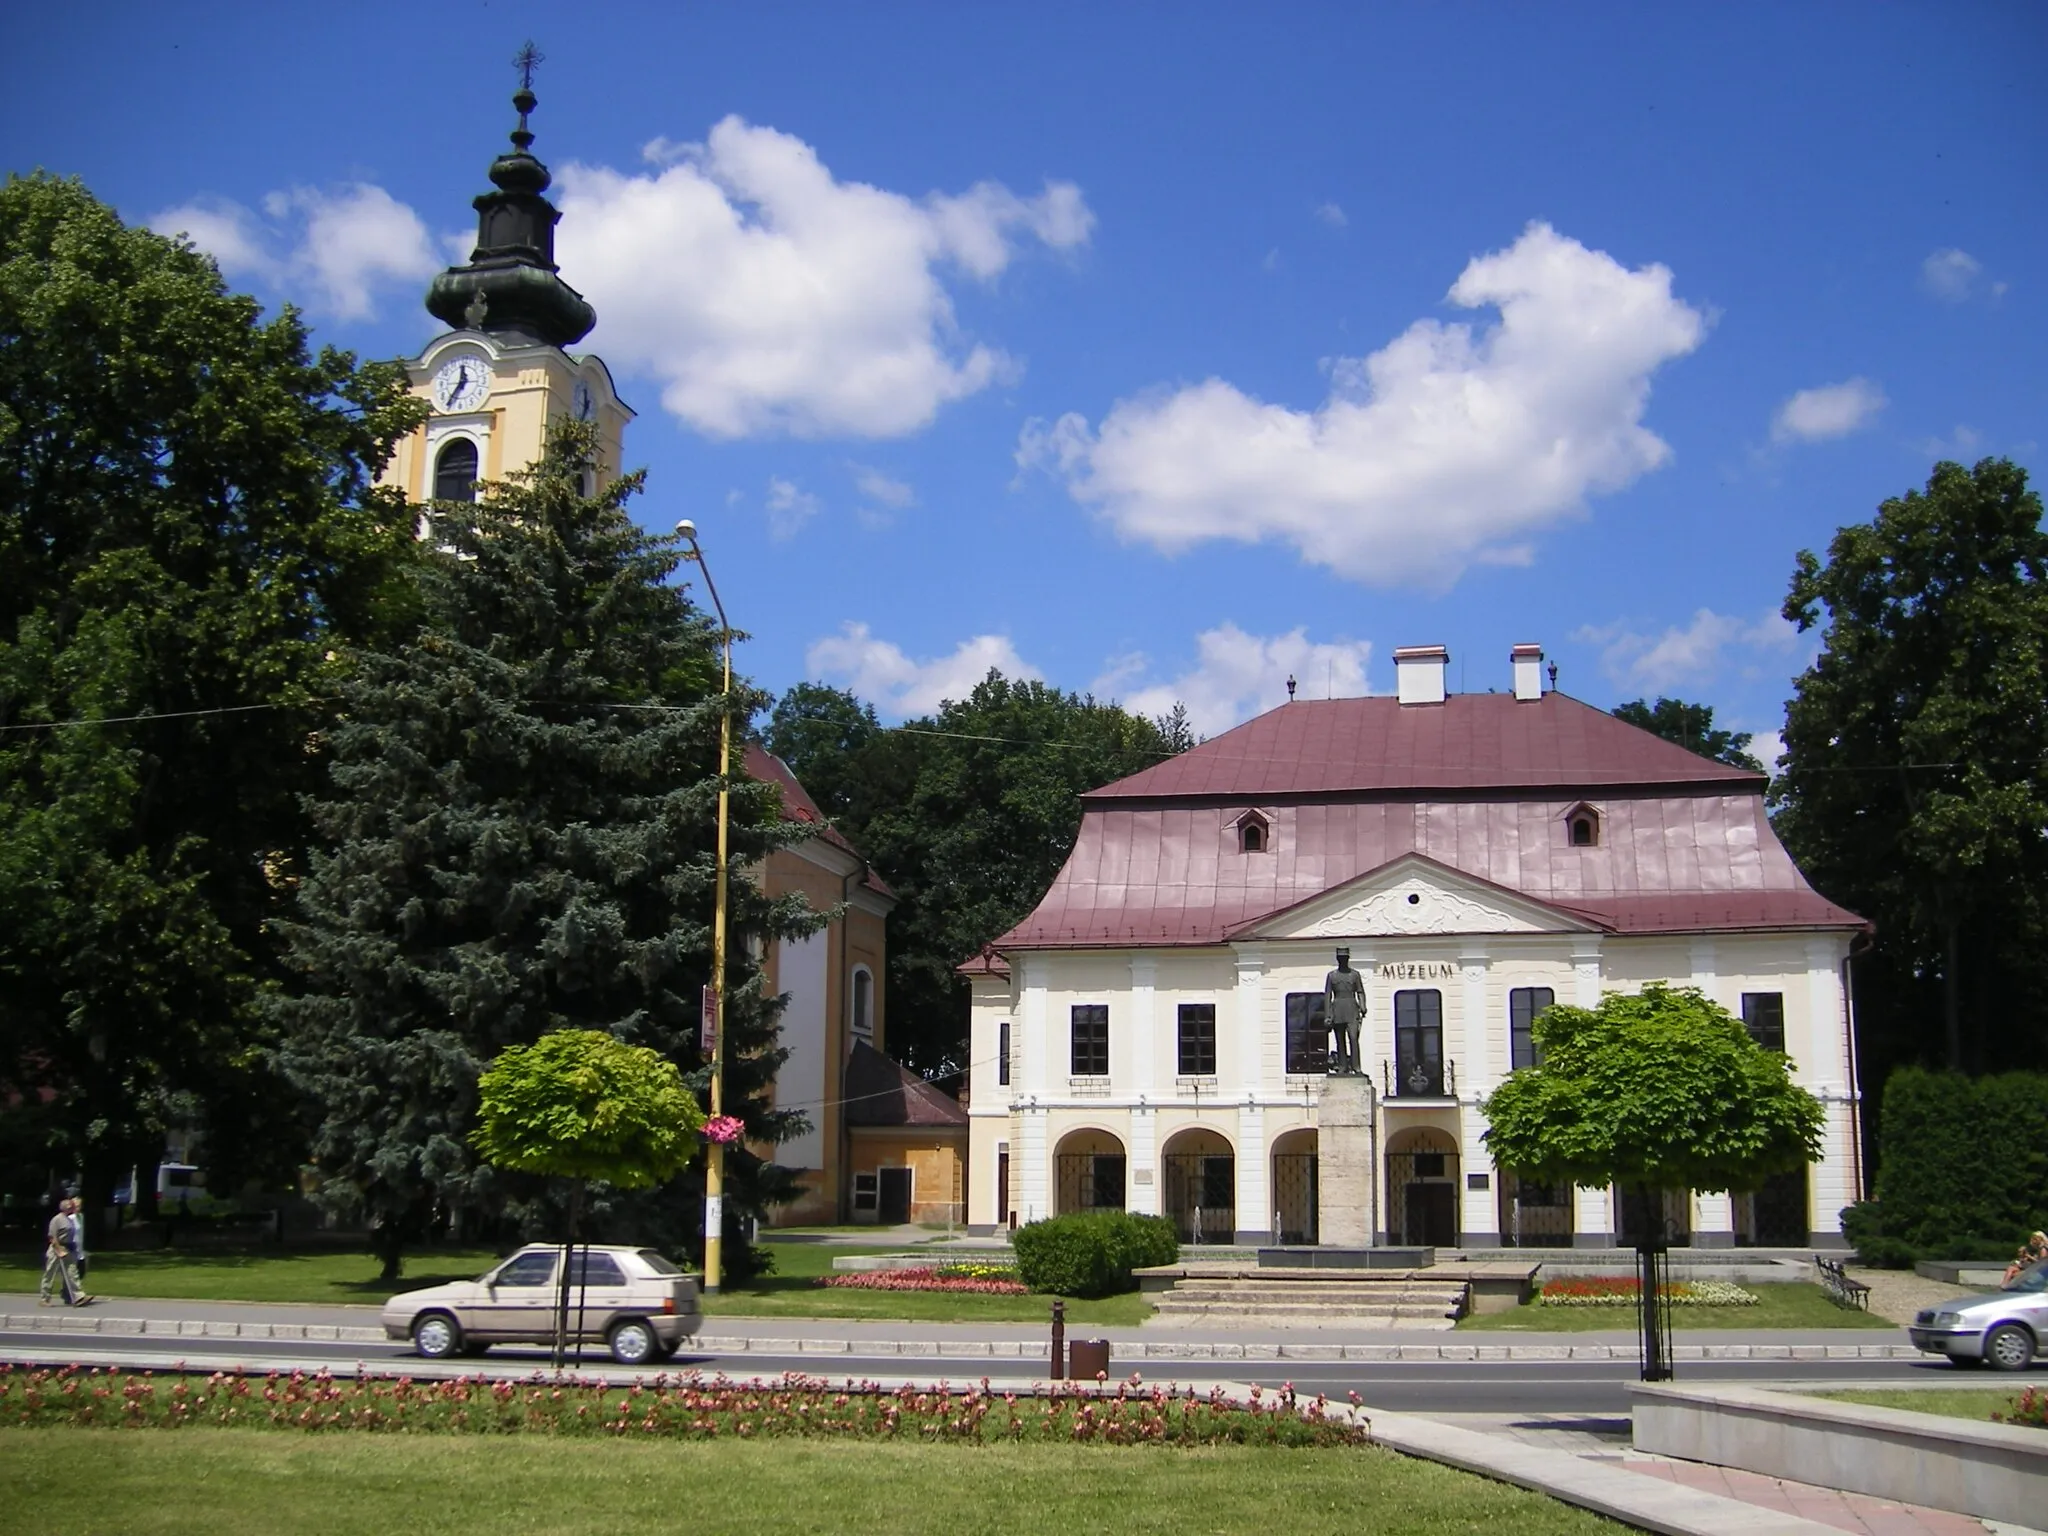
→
(1286, 674, 1297, 703)
(510, 41, 545, 151)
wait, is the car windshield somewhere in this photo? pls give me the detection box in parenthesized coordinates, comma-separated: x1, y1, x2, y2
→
(637, 1249, 683, 1276)
(2001, 1260, 2047, 1294)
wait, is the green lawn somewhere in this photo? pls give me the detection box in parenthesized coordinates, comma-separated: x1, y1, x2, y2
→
(0, 1428, 1625, 1536)
(1459, 1283, 1898, 1331)
(1810, 1387, 2038, 1423)
(0, 1242, 1152, 1326)
(0, 1246, 502, 1306)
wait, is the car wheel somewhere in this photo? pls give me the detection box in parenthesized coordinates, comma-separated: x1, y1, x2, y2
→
(609, 1318, 658, 1366)
(412, 1311, 461, 1360)
(1984, 1323, 2035, 1372)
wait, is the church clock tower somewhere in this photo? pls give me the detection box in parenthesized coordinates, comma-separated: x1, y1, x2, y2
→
(379, 48, 631, 504)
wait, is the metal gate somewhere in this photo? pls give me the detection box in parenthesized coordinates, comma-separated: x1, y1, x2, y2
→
(1385, 1132, 1459, 1246)
(1163, 1153, 1235, 1244)
(1272, 1153, 1317, 1245)
(1734, 1167, 1807, 1247)
(1056, 1154, 1126, 1214)
(1497, 1171, 1574, 1247)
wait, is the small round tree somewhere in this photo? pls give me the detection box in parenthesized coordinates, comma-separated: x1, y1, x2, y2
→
(472, 1030, 704, 1364)
(1481, 984, 1824, 1378)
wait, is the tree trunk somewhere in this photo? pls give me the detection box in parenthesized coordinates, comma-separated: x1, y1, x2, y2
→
(373, 1223, 404, 1284)
(553, 1180, 583, 1372)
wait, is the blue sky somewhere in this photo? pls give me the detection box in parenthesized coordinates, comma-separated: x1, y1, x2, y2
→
(8, 3, 2043, 760)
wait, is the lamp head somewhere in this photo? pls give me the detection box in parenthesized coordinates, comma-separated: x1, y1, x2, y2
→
(676, 519, 698, 542)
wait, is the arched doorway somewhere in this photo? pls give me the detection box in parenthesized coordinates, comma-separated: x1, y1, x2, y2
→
(1161, 1127, 1234, 1245)
(1734, 1167, 1808, 1247)
(1052, 1128, 1126, 1215)
(1270, 1128, 1318, 1245)
(1384, 1126, 1460, 1247)
(1497, 1170, 1575, 1247)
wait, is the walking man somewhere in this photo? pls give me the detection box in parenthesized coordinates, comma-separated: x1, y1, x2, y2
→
(39, 1198, 82, 1306)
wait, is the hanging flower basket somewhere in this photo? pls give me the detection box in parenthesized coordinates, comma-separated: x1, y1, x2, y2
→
(701, 1115, 745, 1146)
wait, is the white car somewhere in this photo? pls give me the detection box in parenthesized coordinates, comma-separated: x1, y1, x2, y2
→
(381, 1244, 701, 1366)
(1908, 1260, 2048, 1371)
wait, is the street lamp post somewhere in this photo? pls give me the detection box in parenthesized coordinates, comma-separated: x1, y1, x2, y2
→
(676, 519, 731, 1297)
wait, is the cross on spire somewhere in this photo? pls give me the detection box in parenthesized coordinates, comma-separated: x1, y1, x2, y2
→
(513, 41, 544, 90)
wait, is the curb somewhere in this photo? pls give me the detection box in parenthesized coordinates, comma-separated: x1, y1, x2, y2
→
(1, 1314, 1922, 1362)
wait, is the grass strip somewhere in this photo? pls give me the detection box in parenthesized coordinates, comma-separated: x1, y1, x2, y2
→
(1810, 1386, 2048, 1426)
(0, 1426, 1627, 1536)
(1460, 1282, 1898, 1331)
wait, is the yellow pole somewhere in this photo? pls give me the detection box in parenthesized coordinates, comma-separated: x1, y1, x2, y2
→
(678, 520, 731, 1297)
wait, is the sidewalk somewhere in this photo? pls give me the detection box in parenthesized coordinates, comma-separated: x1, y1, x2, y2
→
(0, 1291, 1923, 1361)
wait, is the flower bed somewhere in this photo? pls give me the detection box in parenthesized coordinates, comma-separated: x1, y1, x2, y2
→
(0, 1365, 1368, 1447)
(815, 1265, 1027, 1295)
(1539, 1277, 1758, 1307)
(1996, 1387, 2047, 1430)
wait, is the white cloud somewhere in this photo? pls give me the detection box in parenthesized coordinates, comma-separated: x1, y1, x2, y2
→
(1748, 728, 1786, 777)
(1922, 247, 1981, 303)
(1017, 222, 1705, 590)
(1771, 378, 1885, 443)
(556, 118, 1090, 439)
(1579, 608, 1797, 692)
(1096, 624, 1372, 737)
(849, 465, 916, 510)
(1918, 424, 1985, 460)
(806, 622, 1040, 717)
(764, 477, 821, 540)
(152, 184, 442, 321)
(1315, 201, 1348, 229)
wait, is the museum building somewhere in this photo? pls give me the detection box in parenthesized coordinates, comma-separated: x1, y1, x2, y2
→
(964, 644, 1868, 1249)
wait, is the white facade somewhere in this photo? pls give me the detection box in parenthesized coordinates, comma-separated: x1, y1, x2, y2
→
(968, 853, 1859, 1249)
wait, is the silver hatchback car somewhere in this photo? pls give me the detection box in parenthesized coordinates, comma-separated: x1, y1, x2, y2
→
(382, 1244, 702, 1366)
(1908, 1260, 2048, 1371)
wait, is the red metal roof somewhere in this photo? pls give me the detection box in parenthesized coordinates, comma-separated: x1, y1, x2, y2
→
(993, 693, 1863, 949)
(1090, 692, 1762, 800)
(843, 1040, 969, 1128)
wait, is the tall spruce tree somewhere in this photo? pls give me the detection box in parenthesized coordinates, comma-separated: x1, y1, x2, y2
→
(272, 424, 816, 1278)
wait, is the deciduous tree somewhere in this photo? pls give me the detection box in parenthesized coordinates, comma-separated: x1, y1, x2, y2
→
(1611, 697, 1764, 773)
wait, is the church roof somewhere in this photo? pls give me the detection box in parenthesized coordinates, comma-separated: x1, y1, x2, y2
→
(843, 1040, 968, 1129)
(744, 744, 893, 898)
(993, 692, 1863, 950)
(1090, 692, 1761, 801)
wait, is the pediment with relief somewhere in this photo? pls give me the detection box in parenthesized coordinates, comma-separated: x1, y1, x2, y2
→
(1243, 856, 1593, 940)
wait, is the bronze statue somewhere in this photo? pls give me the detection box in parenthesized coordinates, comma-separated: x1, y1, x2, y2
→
(1323, 947, 1368, 1075)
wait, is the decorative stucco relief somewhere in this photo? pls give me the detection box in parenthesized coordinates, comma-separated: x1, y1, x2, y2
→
(1291, 878, 1545, 938)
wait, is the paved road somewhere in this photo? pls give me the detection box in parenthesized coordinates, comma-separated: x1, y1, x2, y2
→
(4, 1327, 2010, 1413)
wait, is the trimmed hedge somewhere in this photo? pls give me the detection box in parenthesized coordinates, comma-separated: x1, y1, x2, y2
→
(1842, 1067, 2048, 1266)
(1012, 1211, 1180, 1297)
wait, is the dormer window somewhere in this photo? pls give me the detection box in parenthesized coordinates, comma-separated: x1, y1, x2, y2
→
(1235, 811, 1271, 854)
(1564, 803, 1601, 847)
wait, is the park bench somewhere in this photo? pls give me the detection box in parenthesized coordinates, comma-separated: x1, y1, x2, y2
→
(1814, 1254, 1871, 1309)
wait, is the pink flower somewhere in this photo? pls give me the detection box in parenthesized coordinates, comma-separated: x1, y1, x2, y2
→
(702, 1115, 746, 1145)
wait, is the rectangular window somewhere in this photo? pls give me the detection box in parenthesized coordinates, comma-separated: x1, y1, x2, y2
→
(1393, 989, 1444, 1097)
(1177, 1003, 1217, 1076)
(998, 1020, 1011, 1086)
(1741, 993, 1786, 1053)
(1070, 1004, 1109, 1077)
(1284, 992, 1328, 1074)
(852, 1172, 878, 1213)
(1509, 986, 1555, 1070)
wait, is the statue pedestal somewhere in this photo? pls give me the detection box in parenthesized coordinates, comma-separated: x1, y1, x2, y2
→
(1318, 1073, 1378, 1247)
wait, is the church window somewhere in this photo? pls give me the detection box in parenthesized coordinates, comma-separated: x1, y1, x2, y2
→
(1070, 1004, 1109, 1077)
(1176, 1004, 1216, 1076)
(850, 967, 874, 1038)
(1509, 986, 1555, 1070)
(434, 438, 479, 502)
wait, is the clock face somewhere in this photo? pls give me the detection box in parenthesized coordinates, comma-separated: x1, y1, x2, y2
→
(572, 379, 596, 421)
(431, 356, 490, 413)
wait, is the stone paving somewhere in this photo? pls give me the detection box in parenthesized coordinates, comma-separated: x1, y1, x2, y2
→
(1847, 1267, 1979, 1328)
(1423, 1412, 2042, 1536)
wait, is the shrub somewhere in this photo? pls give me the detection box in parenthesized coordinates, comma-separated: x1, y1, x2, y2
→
(1013, 1212, 1180, 1297)
(1847, 1068, 2048, 1266)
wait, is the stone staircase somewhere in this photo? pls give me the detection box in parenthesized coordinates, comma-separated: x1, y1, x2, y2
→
(1144, 1269, 1469, 1329)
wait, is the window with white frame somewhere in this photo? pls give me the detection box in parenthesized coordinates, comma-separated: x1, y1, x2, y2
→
(1177, 1003, 1217, 1076)
(1070, 1004, 1108, 1077)
(998, 1020, 1010, 1086)
(850, 966, 874, 1038)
